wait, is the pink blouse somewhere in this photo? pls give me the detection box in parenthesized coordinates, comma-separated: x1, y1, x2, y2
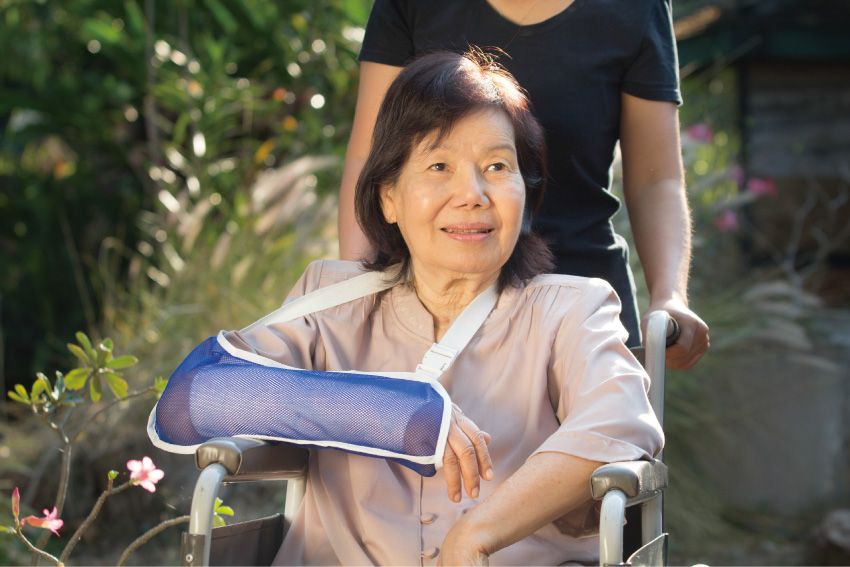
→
(227, 260, 663, 566)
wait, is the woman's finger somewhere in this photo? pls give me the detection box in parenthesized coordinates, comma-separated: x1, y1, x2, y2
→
(447, 420, 481, 499)
(458, 415, 493, 481)
(442, 440, 462, 503)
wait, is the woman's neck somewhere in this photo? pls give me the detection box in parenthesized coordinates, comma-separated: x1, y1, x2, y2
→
(410, 265, 499, 341)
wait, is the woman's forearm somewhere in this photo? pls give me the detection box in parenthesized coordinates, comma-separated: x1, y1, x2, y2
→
(445, 452, 602, 558)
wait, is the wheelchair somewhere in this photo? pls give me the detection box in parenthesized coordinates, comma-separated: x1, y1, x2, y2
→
(179, 311, 674, 567)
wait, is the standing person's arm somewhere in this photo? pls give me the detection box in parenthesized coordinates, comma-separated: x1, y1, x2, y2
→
(338, 61, 402, 260)
(620, 93, 709, 369)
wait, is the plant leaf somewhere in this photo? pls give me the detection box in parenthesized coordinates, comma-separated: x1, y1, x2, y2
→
(97, 339, 114, 366)
(14, 384, 28, 400)
(107, 355, 138, 370)
(204, 0, 238, 34)
(154, 376, 168, 399)
(0, 525, 13, 533)
(67, 344, 90, 366)
(90, 375, 103, 403)
(215, 505, 234, 517)
(54, 371, 65, 396)
(7, 391, 29, 404)
(76, 332, 97, 360)
(103, 372, 128, 399)
(31, 374, 51, 402)
(213, 515, 226, 528)
(64, 368, 91, 390)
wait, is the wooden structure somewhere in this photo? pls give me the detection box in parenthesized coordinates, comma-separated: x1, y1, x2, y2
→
(674, 0, 850, 299)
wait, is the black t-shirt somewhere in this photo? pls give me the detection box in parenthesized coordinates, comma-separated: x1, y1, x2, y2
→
(359, 0, 681, 343)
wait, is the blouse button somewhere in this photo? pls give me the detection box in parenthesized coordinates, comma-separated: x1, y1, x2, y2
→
(421, 547, 440, 559)
(419, 513, 437, 524)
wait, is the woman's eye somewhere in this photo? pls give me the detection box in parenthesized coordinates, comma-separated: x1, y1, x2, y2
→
(487, 162, 507, 172)
(428, 163, 448, 172)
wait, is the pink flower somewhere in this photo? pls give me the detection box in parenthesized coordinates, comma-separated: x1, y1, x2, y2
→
(11, 487, 20, 524)
(714, 209, 740, 232)
(728, 165, 745, 185)
(127, 456, 165, 493)
(21, 507, 63, 536)
(746, 177, 778, 197)
(684, 123, 713, 143)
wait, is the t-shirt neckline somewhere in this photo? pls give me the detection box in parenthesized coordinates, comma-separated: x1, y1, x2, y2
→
(479, 0, 585, 36)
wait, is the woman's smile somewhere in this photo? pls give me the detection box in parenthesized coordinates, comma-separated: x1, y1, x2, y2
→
(441, 222, 495, 241)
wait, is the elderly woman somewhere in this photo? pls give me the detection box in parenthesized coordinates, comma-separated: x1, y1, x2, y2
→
(228, 51, 663, 566)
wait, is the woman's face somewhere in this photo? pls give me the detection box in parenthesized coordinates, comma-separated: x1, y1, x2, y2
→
(380, 108, 525, 284)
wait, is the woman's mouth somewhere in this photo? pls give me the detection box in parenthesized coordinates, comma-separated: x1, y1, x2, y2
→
(441, 224, 494, 240)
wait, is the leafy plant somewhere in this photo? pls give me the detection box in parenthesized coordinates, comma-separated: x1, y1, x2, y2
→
(2, 332, 231, 565)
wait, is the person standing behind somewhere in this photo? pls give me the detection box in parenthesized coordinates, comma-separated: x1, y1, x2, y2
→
(337, 0, 709, 369)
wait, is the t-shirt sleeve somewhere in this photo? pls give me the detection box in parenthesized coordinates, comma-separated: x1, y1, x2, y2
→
(621, 0, 683, 105)
(358, 0, 414, 67)
(533, 279, 665, 463)
(222, 260, 327, 369)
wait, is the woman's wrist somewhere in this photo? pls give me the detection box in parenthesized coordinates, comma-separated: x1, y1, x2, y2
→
(450, 507, 501, 556)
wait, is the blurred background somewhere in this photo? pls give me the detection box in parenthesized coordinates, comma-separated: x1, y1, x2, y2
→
(1, 0, 848, 564)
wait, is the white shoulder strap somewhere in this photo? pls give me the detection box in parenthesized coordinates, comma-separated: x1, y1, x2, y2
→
(240, 266, 499, 381)
(415, 284, 498, 381)
(242, 269, 395, 332)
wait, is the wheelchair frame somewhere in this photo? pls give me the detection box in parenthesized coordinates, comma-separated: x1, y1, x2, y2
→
(179, 311, 673, 567)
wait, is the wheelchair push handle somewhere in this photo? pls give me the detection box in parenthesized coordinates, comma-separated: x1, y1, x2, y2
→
(665, 317, 680, 347)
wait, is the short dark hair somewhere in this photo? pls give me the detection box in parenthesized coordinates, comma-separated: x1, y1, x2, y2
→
(355, 49, 553, 289)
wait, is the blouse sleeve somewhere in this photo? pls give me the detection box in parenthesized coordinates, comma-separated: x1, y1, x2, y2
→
(532, 279, 664, 463)
(359, 0, 415, 67)
(621, 0, 683, 106)
(221, 260, 327, 369)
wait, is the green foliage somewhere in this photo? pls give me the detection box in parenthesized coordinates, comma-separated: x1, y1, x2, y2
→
(212, 497, 234, 529)
(1, 332, 185, 564)
(6, 331, 153, 424)
(12, 332, 138, 403)
(2, 2, 367, 561)
(0, 0, 369, 390)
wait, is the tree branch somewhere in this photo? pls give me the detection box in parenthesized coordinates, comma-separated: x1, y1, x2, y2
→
(116, 515, 190, 566)
(58, 479, 132, 562)
(15, 526, 62, 566)
(32, 418, 71, 564)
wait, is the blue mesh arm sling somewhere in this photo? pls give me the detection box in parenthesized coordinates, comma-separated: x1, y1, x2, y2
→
(147, 269, 498, 476)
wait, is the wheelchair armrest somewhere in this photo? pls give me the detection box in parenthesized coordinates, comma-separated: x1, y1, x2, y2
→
(195, 437, 308, 482)
(590, 459, 667, 505)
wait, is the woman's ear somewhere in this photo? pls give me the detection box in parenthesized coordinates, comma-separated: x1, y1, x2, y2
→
(379, 184, 398, 224)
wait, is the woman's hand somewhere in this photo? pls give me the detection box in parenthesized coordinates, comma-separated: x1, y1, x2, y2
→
(644, 295, 709, 370)
(443, 404, 493, 503)
(438, 515, 494, 566)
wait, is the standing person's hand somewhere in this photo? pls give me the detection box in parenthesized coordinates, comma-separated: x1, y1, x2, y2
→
(644, 295, 709, 369)
(443, 404, 493, 503)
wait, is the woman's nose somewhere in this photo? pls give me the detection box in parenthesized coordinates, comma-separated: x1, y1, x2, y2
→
(451, 166, 490, 208)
